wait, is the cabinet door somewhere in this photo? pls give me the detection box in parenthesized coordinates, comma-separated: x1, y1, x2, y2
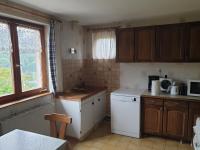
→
(156, 24, 185, 62)
(187, 23, 200, 62)
(188, 102, 200, 140)
(94, 94, 106, 124)
(116, 28, 134, 62)
(135, 27, 155, 62)
(163, 100, 188, 140)
(142, 97, 163, 135)
(81, 98, 94, 135)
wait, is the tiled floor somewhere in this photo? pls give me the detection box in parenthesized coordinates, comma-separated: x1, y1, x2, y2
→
(73, 121, 193, 150)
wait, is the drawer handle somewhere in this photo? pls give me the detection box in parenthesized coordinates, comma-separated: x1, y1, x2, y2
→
(92, 102, 94, 105)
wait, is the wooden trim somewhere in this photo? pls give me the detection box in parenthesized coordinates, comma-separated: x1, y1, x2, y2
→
(40, 28, 48, 89)
(0, 1, 49, 20)
(0, 15, 44, 29)
(0, 1, 62, 23)
(0, 92, 52, 109)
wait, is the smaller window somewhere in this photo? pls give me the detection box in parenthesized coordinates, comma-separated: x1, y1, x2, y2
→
(92, 30, 116, 59)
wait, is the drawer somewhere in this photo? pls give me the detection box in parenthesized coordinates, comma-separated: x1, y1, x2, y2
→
(143, 97, 163, 106)
(164, 100, 188, 108)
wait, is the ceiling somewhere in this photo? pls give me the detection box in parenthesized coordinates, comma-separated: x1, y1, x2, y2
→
(10, 0, 200, 25)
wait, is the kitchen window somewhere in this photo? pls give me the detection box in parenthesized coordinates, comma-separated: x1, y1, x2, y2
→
(0, 16, 47, 104)
(92, 30, 116, 59)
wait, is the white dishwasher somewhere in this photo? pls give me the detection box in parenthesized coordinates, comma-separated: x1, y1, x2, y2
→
(111, 88, 143, 138)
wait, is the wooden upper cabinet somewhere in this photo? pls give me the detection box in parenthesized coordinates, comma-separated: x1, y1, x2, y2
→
(188, 102, 200, 140)
(135, 27, 155, 62)
(142, 97, 163, 135)
(187, 23, 200, 62)
(156, 24, 185, 62)
(163, 100, 188, 140)
(116, 28, 134, 62)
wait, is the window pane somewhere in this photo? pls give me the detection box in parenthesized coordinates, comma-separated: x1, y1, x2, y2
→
(17, 26, 42, 91)
(92, 30, 116, 59)
(0, 22, 14, 96)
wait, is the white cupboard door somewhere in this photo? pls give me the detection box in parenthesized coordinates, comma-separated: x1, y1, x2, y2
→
(81, 99, 94, 136)
(94, 95, 105, 124)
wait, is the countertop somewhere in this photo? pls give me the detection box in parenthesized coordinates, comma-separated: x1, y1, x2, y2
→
(142, 90, 200, 102)
(55, 87, 107, 101)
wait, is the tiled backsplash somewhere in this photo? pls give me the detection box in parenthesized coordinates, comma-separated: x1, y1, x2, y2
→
(82, 59, 120, 91)
(62, 58, 120, 113)
(62, 59, 83, 91)
(82, 59, 120, 112)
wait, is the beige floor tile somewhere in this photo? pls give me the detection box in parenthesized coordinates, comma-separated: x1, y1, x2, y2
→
(72, 121, 192, 150)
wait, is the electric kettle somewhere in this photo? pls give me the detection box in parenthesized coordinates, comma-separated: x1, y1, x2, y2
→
(167, 82, 179, 95)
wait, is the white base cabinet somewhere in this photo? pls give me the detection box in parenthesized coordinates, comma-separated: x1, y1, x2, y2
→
(56, 91, 106, 140)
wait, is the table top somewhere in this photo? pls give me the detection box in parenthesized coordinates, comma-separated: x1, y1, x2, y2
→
(0, 129, 67, 150)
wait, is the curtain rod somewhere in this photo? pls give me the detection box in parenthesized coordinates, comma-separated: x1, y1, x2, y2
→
(0, 2, 62, 23)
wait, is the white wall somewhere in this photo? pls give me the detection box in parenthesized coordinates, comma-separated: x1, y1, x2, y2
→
(120, 63, 200, 90)
(61, 21, 84, 60)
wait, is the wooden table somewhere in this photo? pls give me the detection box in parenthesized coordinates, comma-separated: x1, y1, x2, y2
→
(0, 129, 68, 150)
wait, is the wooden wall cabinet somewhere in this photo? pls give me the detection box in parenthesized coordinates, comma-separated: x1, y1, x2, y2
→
(156, 24, 185, 62)
(135, 27, 155, 62)
(186, 22, 200, 62)
(142, 97, 163, 135)
(116, 28, 134, 62)
(116, 21, 200, 62)
(163, 100, 188, 140)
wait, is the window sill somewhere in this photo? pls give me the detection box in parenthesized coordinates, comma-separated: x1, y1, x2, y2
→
(0, 92, 53, 109)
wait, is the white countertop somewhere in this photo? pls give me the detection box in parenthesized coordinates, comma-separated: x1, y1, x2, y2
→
(111, 88, 145, 97)
(0, 129, 67, 150)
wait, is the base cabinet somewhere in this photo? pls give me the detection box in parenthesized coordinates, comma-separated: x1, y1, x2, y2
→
(143, 97, 163, 135)
(163, 101, 188, 140)
(56, 91, 106, 140)
(142, 97, 191, 141)
(81, 97, 94, 136)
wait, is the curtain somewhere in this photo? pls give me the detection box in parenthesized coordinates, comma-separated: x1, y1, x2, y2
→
(49, 19, 57, 93)
(92, 30, 116, 59)
(54, 22, 63, 92)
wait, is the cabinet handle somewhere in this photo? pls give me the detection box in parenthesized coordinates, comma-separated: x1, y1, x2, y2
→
(92, 102, 94, 105)
(98, 98, 101, 102)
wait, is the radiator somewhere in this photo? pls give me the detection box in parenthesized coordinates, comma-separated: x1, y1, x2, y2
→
(0, 103, 54, 136)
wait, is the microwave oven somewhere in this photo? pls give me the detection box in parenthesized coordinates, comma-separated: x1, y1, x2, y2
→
(187, 80, 200, 97)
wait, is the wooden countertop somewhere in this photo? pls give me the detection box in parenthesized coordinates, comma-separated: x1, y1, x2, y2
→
(142, 90, 200, 102)
(55, 87, 107, 101)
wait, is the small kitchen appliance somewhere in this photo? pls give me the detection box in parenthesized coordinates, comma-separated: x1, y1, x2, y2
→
(167, 82, 179, 96)
(148, 75, 160, 91)
(160, 75, 173, 92)
(151, 80, 160, 95)
(187, 80, 200, 97)
(179, 83, 187, 96)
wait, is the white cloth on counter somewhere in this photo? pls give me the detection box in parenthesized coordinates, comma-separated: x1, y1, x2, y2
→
(196, 118, 200, 127)
(194, 126, 200, 135)
(194, 117, 200, 150)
